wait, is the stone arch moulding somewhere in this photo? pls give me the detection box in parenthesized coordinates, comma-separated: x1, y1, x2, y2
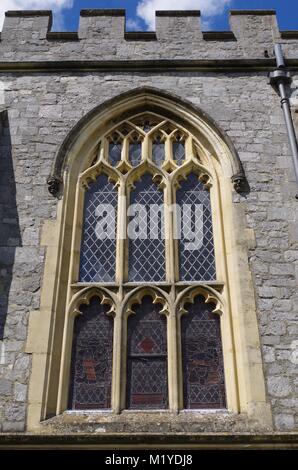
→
(46, 87, 248, 196)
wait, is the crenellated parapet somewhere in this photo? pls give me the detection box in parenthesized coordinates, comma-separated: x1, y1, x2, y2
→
(0, 9, 297, 64)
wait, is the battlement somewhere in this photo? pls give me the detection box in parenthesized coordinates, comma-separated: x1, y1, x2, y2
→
(0, 9, 297, 65)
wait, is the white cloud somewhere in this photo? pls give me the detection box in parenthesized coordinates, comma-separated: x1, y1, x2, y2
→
(136, 0, 232, 30)
(0, 0, 74, 30)
(201, 19, 212, 31)
(126, 18, 143, 31)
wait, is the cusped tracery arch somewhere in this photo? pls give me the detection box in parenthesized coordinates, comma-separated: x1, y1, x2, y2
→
(47, 87, 247, 196)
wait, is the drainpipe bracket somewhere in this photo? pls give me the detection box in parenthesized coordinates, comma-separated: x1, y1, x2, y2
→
(269, 70, 292, 89)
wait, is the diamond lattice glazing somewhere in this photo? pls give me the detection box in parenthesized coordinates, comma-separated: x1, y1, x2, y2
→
(79, 175, 118, 282)
(177, 173, 216, 281)
(128, 173, 165, 282)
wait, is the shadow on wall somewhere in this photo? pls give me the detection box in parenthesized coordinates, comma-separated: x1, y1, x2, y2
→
(0, 110, 21, 340)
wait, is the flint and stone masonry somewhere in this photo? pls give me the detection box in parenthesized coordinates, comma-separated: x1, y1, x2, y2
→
(0, 9, 297, 447)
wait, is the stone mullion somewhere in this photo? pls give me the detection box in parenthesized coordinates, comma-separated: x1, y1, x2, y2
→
(142, 134, 150, 162)
(164, 135, 172, 166)
(112, 178, 126, 413)
(115, 179, 126, 286)
(176, 308, 185, 410)
(122, 137, 129, 166)
(120, 309, 129, 411)
(185, 135, 193, 161)
(165, 176, 180, 412)
(111, 309, 122, 413)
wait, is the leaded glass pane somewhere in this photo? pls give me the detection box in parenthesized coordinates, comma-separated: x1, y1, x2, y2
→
(126, 296, 168, 409)
(68, 297, 113, 410)
(173, 140, 185, 165)
(177, 173, 216, 281)
(128, 173, 165, 282)
(143, 121, 152, 132)
(181, 295, 226, 409)
(152, 136, 165, 167)
(79, 174, 117, 282)
(109, 142, 122, 166)
(129, 142, 142, 166)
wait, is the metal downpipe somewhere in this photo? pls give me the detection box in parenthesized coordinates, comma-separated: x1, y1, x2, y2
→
(269, 44, 298, 198)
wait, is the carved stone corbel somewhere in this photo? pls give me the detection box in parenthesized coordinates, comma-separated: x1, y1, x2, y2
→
(47, 175, 63, 197)
(231, 173, 248, 193)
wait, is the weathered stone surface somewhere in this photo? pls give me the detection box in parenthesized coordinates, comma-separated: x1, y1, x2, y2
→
(268, 377, 291, 398)
(274, 414, 295, 430)
(0, 379, 12, 396)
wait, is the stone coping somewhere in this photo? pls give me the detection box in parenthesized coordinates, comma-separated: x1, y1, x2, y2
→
(0, 433, 297, 449)
(230, 10, 276, 15)
(156, 11, 201, 17)
(0, 59, 298, 73)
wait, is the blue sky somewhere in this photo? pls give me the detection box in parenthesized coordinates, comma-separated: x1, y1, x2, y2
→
(0, 1, 298, 32)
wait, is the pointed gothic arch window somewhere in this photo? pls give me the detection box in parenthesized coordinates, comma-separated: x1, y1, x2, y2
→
(60, 111, 232, 414)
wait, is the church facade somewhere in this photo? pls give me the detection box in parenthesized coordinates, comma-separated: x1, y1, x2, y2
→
(0, 9, 297, 448)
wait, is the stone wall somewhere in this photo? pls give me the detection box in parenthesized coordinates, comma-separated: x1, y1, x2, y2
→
(0, 9, 297, 433)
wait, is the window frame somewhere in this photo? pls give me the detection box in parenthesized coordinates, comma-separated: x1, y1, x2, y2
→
(57, 112, 238, 414)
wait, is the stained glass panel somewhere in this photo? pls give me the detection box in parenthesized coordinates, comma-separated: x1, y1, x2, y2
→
(128, 173, 165, 282)
(68, 297, 114, 410)
(79, 174, 117, 282)
(126, 296, 168, 409)
(177, 173, 216, 281)
(181, 295, 226, 409)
